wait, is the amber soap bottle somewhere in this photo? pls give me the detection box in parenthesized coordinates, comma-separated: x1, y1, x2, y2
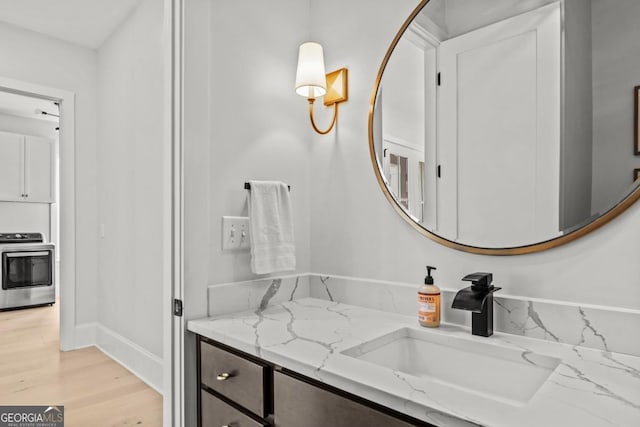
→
(418, 266, 441, 327)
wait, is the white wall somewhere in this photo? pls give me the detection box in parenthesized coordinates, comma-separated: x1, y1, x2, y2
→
(182, 2, 212, 421)
(96, 0, 164, 361)
(183, 0, 312, 321)
(0, 21, 99, 325)
(309, 0, 640, 311)
(0, 203, 50, 236)
(591, 0, 640, 214)
(182, 0, 311, 423)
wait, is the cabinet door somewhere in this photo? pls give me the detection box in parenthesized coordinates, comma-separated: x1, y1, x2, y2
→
(274, 371, 417, 427)
(200, 340, 269, 417)
(0, 132, 25, 201)
(25, 136, 55, 202)
(201, 390, 268, 427)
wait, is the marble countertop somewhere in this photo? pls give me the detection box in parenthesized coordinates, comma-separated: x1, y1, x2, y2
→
(188, 297, 640, 427)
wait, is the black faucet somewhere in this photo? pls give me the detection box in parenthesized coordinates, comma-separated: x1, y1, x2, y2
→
(451, 273, 501, 337)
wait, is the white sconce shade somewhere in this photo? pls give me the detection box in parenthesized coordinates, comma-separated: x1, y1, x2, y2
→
(295, 42, 327, 98)
(295, 42, 348, 135)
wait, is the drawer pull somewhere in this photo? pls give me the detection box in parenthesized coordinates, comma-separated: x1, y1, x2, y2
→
(216, 372, 233, 381)
(221, 424, 237, 427)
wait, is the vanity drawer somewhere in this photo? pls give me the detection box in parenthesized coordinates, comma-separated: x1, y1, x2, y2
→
(201, 390, 268, 427)
(274, 371, 417, 427)
(200, 339, 269, 417)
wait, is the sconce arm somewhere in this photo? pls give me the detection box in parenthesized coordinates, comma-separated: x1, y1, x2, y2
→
(308, 98, 338, 135)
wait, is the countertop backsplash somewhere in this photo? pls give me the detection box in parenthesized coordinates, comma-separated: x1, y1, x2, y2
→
(206, 273, 640, 357)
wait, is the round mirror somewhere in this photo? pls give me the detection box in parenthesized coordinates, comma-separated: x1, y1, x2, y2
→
(369, 0, 640, 255)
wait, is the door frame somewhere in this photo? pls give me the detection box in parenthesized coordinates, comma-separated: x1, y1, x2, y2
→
(164, 0, 184, 425)
(0, 76, 76, 351)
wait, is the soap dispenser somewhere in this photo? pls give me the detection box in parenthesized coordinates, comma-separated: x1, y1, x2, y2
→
(418, 266, 441, 327)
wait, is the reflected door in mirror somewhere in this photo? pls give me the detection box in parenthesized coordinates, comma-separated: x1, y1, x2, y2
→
(436, 4, 561, 247)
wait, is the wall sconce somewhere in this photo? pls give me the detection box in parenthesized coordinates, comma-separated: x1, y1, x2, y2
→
(295, 42, 348, 135)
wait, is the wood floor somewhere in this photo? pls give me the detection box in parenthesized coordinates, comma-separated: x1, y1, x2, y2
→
(0, 302, 162, 426)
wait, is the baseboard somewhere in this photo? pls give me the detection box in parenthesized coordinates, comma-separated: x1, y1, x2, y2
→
(73, 322, 97, 349)
(95, 325, 164, 394)
(70, 322, 163, 394)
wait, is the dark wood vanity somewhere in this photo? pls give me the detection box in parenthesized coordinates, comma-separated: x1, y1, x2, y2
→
(196, 335, 435, 427)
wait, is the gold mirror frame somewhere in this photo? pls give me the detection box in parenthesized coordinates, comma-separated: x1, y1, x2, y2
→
(367, 0, 640, 256)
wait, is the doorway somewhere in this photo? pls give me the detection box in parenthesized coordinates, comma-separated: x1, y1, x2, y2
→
(0, 77, 76, 351)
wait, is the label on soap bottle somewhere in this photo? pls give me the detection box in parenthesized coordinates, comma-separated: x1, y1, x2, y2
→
(418, 292, 440, 325)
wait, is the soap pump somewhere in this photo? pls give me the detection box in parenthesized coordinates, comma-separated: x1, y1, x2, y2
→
(418, 266, 441, 327)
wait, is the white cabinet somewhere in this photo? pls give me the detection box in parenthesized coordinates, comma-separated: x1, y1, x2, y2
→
(0, 132, 24, 201)
(0, 131, 56, 203)
(25, 136, 56, 202)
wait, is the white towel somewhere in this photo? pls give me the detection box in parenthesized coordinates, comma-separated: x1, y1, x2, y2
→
(248, 180, 296, 275)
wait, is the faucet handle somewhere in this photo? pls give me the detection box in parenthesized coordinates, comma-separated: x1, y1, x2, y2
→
(462, 272, 493, 288)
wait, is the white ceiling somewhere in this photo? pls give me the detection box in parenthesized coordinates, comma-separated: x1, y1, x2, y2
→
(0, 91, 59, 123)
(0, 0, 143, 49)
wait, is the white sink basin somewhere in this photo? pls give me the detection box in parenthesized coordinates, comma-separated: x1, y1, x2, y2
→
(341, 327, 560, 405)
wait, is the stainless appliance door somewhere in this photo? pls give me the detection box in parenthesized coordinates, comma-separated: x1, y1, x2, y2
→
(3, 251, 53, 289)
(0, 244, 55, 310)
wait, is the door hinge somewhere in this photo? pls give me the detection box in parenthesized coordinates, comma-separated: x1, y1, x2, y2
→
(437, 165, 442, 178)
(437, 72, 441, 86)
(173, 298, 183, 317)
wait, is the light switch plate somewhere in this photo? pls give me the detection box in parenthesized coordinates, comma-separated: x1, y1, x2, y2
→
(222, 216, 251, 251)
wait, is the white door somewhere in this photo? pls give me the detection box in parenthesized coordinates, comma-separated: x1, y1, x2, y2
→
(25, 136, 55, 202)
(437, 3, 561, 247)
(0, 131, 25, 201)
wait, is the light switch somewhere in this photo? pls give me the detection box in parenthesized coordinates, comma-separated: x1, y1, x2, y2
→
(222, 216, 251, 251)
